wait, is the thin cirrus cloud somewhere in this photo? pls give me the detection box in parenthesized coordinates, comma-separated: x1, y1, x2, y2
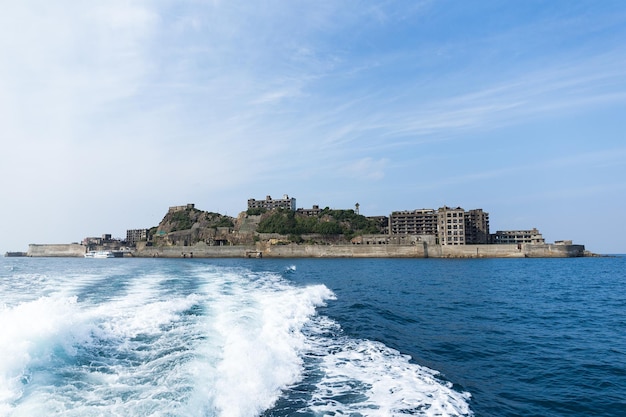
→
(1, 1, 625, 253)
(346, 53, 626, 145)
(407, 146, 626, 192)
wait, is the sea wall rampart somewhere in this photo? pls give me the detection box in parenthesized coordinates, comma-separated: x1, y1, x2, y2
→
(132, 242, 585, 258)
(259, 242, 425, 258)
(27, 241, 586, 258)
(431, 243, 585, 258)
(132, 242, 426, 258)
(256, 243, 584, 258)
(523, 243, 585, 257)
(27, 244, 86, 257)
(133, 242, 254, 258)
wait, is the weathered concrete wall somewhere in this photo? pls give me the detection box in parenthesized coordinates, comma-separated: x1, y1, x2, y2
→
(134, 242, 255, 258)
(133, 242, 426, 258)
(29, 241, 585, 258)
(426, 243, 585, 258)
(28, 244, 86, 257)
(134, 242, 584, 258)
(258, 243, 585, 258)
(259, 242, 426, 258)
(523, 243, 585, 257)
(435, 244, 526, 258)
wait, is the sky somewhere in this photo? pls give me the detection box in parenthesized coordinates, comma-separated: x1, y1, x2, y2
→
(1, 0, 625, 254)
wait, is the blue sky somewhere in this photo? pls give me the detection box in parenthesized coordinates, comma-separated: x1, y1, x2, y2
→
(1, 0, 625, 254)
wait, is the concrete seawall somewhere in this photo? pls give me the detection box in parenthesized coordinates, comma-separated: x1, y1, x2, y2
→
(133, 242, 585, 258)
(28, 244, 86, 257)
(259, 243, 585, 258)
(433, 243, 586, 258)
(27, 242, 586, 258)
(134, 244, 254, 258)
(259, 242, 425, 258)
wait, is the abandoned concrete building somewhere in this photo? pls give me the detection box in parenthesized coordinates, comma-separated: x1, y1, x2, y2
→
(248, 195, 296, 211)
(492, 228, 545, 244)
(388, 206, 491, 245)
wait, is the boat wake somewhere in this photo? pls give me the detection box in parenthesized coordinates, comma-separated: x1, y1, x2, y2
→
(0, 262, 472, 417)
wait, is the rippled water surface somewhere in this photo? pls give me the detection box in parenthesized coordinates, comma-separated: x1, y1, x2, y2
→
(1, 256, 624, 417)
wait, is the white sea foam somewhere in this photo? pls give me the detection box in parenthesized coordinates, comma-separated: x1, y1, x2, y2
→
(0, 261, 473, 417)
(0, 271, 205, 416)
(183, 267, 335, 417)
(304, 330, 474, 417)
(0, 295, 89, 416)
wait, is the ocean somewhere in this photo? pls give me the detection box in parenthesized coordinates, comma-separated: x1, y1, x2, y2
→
(0, 256, 624, 417)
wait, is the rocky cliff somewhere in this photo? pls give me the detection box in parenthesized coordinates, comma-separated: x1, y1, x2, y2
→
(152, 207, 231, 245)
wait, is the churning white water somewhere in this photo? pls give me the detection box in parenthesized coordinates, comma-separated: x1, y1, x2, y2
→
(0, 259, 472, 417)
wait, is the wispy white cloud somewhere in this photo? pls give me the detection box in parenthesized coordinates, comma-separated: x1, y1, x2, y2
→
(404, 146, 626, 193)
(339, 52, 626, 147)
(1, 1, 625, 252)
(341, 157, 389, 180)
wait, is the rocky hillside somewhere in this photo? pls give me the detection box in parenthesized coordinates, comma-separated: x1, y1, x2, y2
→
(150, 207, 242, 246)
(156, 207, 234, 233)
(255, 208, 384, 241)
(146, 206, 387, 247)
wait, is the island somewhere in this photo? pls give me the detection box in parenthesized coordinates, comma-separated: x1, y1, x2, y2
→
(23, 195, 590, 258)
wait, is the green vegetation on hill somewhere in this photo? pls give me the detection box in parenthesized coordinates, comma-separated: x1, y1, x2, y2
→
(256, 208, 381, 238)
(246, 208, 267, 215)
(145, 206, 382, 247)
(157, 208, 234, 234)
(204, 212, 235, 228)
(170, 209, 196, 232)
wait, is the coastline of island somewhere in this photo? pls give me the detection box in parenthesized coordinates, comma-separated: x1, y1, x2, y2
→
(23, 240, 590, 259)
(14, 198, 595, 259)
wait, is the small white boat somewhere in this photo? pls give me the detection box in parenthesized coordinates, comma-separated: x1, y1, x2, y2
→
(85, 251, 115, 258)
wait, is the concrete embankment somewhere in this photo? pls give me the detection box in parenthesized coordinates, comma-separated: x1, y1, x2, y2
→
(132, 242, 586, 258)
(27, 242, 586, 258)
(134, 244, 255, 258)
(433, 243, 586, 258)
(260, 243, 585, 258)
(27, 244, 86, 257)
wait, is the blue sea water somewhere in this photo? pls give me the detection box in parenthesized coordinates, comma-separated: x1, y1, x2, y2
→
(0, 256, 624, 417)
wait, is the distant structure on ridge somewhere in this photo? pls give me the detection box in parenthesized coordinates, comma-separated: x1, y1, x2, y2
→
(248, 195, 296, 211)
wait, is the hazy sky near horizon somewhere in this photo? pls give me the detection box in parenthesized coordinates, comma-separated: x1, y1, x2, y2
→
(1, 0, 625, 254)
